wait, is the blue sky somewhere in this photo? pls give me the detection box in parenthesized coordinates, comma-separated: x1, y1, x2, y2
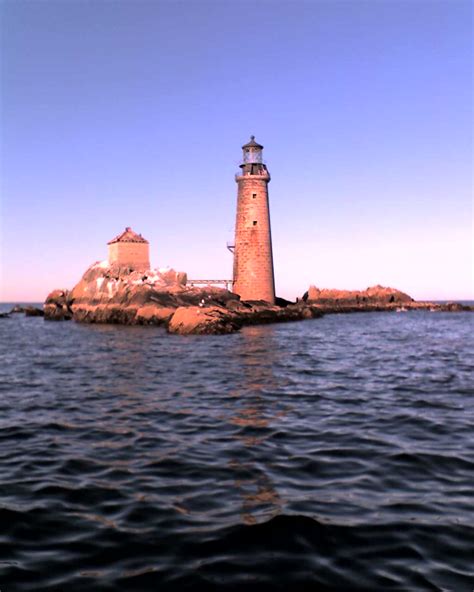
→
(1, 0, 472, 301)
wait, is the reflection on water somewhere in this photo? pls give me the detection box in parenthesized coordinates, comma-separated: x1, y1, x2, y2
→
(226, 326, 284, 525)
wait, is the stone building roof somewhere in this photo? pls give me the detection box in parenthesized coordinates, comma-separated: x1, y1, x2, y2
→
(107, 227, 149, 245)
(242, 135, 263, 150)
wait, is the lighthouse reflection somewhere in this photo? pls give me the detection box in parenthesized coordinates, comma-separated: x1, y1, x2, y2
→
(225, 326, 286, 525)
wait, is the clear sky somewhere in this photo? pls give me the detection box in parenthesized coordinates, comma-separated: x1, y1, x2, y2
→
(1, 0, 472, 302)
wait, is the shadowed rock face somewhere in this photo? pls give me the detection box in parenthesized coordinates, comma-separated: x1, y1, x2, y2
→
(24, 307, 44, 317)
(44, 290, 73, 320)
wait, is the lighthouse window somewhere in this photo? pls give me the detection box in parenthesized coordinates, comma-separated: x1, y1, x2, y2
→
(253, 220, 257, 226)
(252, 193, 257, 199)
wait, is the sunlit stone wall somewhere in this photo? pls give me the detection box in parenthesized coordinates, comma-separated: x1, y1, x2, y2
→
(233, 170, 275, 304)
(108, 241, 150, 271)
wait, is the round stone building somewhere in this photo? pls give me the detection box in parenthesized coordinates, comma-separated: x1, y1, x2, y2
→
(232, 137, 276, 303)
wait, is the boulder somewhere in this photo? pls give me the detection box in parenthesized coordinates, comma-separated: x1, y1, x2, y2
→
(157, 268, 187, 286)
(168, 306, 241, 335)
(135, 305, 176, 325)
(44, 290, 73, 321)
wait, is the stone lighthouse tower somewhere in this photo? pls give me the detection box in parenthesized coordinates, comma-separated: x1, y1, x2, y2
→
(233, 136, 276, 303)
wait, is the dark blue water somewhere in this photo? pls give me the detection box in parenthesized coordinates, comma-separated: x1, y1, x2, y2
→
(1, 309, 473, 591)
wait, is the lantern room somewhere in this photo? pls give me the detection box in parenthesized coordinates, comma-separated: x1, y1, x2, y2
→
(242, 135, 263, 164)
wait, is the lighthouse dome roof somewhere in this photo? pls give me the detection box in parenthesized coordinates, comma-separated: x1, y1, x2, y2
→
(242, 135, 263, 150)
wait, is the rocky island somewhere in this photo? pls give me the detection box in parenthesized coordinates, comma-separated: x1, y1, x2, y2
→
(37, 136, 473, 335)
(42, 260, 471, 335)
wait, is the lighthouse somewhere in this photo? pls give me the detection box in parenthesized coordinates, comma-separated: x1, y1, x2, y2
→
(232, 136, 276, 303)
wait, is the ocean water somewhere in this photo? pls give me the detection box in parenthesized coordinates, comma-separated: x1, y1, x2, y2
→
(0, 309, 473, 591)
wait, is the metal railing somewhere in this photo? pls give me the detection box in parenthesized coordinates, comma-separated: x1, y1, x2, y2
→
(187, 279, 233, 291)
(235, 170, 270, 180)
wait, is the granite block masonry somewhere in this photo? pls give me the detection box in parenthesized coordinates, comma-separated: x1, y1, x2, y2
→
(107, 226, 150, 271)
(233, 136, 276, 304)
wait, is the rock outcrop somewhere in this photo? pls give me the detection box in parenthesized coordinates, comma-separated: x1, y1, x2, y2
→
(440, 302, 473, 312)
(166, 301, 323, 335)
(43, 260, 326, 334)
(44, 290, 74, 320)
(303, 285, 473, 313)
(3, 306, 44, 318)
(24, 306, 44, 317)
(56, 261, 239, 326)
(306, 284, 413, 305)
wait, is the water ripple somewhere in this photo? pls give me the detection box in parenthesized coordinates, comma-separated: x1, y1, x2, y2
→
(0, 312, 473, 590)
